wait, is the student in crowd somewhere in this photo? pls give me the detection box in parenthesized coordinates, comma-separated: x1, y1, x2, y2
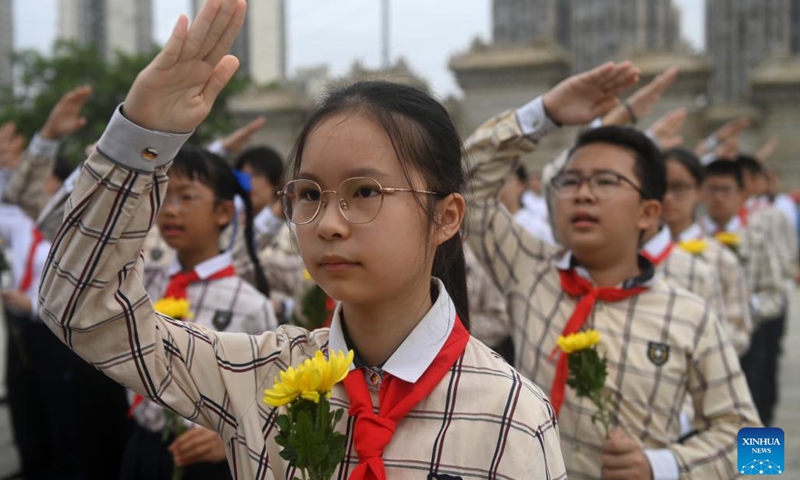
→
(39, 2, 567, 478)
(661, 148, 752, 356)
(464, 87, 761, 476)
(125, 146, 278, 480)
(700, 159, 784, 426)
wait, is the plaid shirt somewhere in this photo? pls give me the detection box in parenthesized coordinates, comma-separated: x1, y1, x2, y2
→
(39, 109, 567, 480)
(749, 204, 799, 281)
(677, 223, 753, 355)
(463, 104, 761, 479)
(1, 134, 59, 222)
(464, 244, 511, 349)
(700, 215, 785, 323)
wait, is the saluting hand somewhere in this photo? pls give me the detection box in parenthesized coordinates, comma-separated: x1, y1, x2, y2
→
(40, 85, 93, 140)
(122, 0, 247, 133)
(542, 61, 640, 126)
(601, 428, 654, 480)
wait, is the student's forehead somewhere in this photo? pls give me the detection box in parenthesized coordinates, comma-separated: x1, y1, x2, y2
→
(566, 143, 637, 175)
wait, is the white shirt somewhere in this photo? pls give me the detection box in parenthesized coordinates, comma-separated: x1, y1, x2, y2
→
(514, 207, 556, 245)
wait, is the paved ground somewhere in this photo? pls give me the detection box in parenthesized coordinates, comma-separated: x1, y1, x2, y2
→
(0, 293, 799, 479)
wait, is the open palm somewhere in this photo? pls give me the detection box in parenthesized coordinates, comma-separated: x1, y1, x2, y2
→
(123, 0, 247, 133)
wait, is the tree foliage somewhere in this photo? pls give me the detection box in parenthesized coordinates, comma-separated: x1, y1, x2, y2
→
(0, 41, 246, 165)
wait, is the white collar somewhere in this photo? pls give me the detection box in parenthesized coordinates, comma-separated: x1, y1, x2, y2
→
(167, 251, 234, 278)
(701, 215, 742, 234)
(554, 251, 591, 280)
(677, 223, 704, 242)
(642, 226, 673, 258)
(327, 278, 457, 384)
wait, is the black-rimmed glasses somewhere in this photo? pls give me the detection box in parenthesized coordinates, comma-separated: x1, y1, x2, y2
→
(278, 177, 440, 225)
(550, 171, 648, 199)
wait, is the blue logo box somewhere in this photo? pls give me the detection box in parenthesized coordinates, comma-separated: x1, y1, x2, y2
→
(738, 427, 784, 475)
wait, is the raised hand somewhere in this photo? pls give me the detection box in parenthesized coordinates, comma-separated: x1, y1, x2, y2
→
(755, 135, 779, 163)
(122, 0, 247, 133)
(542, 61, 640, 126)
(221, 115, 267, 153)
(603, 66, 679, 126)
(695, 118, 750, 158)
(0, 122, 26, 169)
(40, 85, 93, 140)
(648, 108, 687, 150)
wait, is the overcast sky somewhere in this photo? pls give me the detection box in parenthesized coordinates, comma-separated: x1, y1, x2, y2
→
(12, 0, 705, 97)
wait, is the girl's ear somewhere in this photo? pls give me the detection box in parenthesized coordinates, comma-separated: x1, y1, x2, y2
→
(435, 193, 466, 247)
(214, 199, 236, 229)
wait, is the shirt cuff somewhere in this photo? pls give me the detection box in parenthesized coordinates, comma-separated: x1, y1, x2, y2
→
(750, 295, 760, 315)
(207, 139, 229, 158)
(29, 133, 61, 159)
(645, 449, 680, 480)
(515, 96, 560, 142)
(590, 117, 604, 129)
(700, 152, 716, 166)
(96, 105, 194, 173)
(254, 207, 284, 236)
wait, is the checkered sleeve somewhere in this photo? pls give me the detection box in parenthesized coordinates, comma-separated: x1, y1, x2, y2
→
(709, 242, 753, 355)
(37, 113, 296, 442)
(772, 209, 798, 280)
(670, 305, 762, 478)
(2, 134, 59, 220)
(462, 108, 560, 293)
(746, 230, 785, 322)
(464, 244, 511, 349)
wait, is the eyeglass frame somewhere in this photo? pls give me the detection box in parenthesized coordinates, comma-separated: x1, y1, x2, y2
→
(550, 170, 649, 199)
(277, 176, 442, 225)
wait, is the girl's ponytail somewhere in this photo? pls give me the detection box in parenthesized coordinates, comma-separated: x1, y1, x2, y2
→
(432, 233, 470, 330)
(232, 180, 271, 298)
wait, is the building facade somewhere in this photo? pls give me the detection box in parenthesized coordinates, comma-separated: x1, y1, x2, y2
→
(57, 0, 152, 61)
(0, 0, 13, 89)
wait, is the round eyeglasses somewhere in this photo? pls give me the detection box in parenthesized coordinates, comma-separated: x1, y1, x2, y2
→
(550, 171, 648, 199)
(278, 177, 440, 225)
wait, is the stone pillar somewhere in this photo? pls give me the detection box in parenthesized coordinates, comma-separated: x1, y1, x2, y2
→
(752, 57, 800, 188)
(449, 40, 574, 171)
(228, 87, 314, 162)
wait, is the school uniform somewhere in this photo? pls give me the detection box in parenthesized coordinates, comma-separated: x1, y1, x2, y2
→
(675, 223, 753, 355)
(1, 134, 60, 222)
(39, 109, 567, 480)
(642, 226, 726, 322)
(463, 100, 761, 479)
(700, 213, 785, 426)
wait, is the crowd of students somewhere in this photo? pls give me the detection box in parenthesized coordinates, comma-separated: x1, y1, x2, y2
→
(0, 0, 797, 478)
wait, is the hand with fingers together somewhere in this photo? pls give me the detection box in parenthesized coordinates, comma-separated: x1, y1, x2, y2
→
(755, 135, 779, 164)
(602, 66, 679, 126)
(542, 61, 640, 126)
(601, 429, 654, 480)
(168, 426, 227, 467)
(648, 108, 687, 150)
(221, 115, 267, 154)
(0, 122, 26, 170)
(695, 118, 750, 158)
(40, 85, 93, 140)
(122, 0, 248, 133)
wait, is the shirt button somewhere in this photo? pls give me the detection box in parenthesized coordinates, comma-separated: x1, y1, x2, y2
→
(142, 148, 159, 161)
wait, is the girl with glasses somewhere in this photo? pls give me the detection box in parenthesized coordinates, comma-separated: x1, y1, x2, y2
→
(39, 1, 567, 478)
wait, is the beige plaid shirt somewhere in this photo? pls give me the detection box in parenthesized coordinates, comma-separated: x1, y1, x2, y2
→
(749, 203, 799, 281)
(464, 244, 511, 349)
(1, 134, 59, 221)
(677, 223, 753, 355)
(464, 104, 761, 479)
(39, 108, 567, 480)
(700, 215, 785, 323)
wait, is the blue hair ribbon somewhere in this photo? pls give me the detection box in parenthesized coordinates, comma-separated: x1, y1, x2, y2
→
(232, 169, 253, 192)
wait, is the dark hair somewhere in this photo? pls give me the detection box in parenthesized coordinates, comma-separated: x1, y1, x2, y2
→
(288, 81, 470, 329)
(568, 126, 666, 202)
(169, 146, 270, 297)
(234, 146, 285, 190)
(53, 156, 74, 183)
(664, 148, 704, 185)
(704, 159, 744, 189)
(736, 155, 765, 177)
(514, 164, 528, 183)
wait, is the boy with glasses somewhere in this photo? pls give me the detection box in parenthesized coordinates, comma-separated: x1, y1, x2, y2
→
(464, 90, 760, 478)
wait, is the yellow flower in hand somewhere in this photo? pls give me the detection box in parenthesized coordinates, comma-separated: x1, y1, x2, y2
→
(153, 297, 193, 320)
(264, 350, 354, 407)
(715, 232, 740, 247)
(557, 329, 601, 354)
(678, 239, 708, 255)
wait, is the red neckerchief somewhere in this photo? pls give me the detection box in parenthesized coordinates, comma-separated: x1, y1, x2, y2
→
(343, 316, 469, 480)
(19, 228, 44, 293)
(550, 269, 648, 416)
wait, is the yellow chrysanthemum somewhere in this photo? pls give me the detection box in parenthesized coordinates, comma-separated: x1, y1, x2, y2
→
(153, 297, 193, 320)
(678, 239, 708, 255)
(715, 232, 740, 247)
(264, 350, 354, 407)
(557, 329, 601, 354)
(302, 269, 313, 281)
